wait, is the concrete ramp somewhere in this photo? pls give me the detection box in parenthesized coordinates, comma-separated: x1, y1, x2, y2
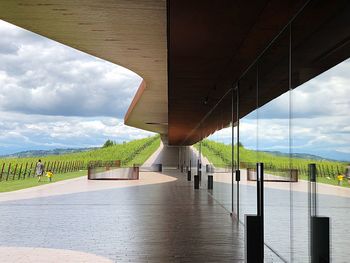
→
(143, 142, 180, 168)
(143, 141, 210, 170)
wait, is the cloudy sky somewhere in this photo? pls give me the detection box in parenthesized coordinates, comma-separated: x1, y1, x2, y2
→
(209, 59, 350, 161)
(0, 20, 153, 155)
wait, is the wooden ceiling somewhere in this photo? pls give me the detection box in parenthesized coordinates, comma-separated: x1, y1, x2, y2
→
(0, 0, 168, 135)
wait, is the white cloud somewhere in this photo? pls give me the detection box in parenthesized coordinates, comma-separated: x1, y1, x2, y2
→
(0, 111, 154, 154)
(0, 20, 142, 118)
(0, 20, 150, 155)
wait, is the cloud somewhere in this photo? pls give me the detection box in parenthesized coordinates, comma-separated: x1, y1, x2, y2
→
(0, 111, 154, 155)
(243, 59, 350, 120)
(0, 20, 152, 155)
(0, 20, 142, 118)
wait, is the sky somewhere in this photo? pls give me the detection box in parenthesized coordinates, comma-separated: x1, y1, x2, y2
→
(0, 20, 349, 161)
(0, 20, 153, 155)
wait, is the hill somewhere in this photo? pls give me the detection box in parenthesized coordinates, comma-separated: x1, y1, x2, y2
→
(196, 139, 346, 179)
(260, 150, 334, 161)
(0, 135, 161, 168)
(1, 148, 97, 158)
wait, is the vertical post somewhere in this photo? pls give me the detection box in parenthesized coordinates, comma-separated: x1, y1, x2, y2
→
(13, 163, 18, 180)
(6, 163, 11, 181)
(309, 163, 317, 217)
(18, 164, 23, 180)
(23, 162, 28, 179)
(231, 88, 235, 215)
(47, 161, 51, 173)
(236, 82, 240, 220)
(199, 140, 202, 182)
(245, 163, 264, 263)
(0, 163, 5, 181)
(52, 161, 56, 173)
(308, 163, 330, 263)
(257, 162, 264, 261)
(28, 162, 33, 178)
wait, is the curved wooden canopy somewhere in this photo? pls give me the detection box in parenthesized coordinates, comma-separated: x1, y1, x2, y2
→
(0, 0, 168, 135)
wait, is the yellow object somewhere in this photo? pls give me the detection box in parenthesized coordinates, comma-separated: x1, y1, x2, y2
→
(46, 171, 53, 178)
(337, 175, 344, 181)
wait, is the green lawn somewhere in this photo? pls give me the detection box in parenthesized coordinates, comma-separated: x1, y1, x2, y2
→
(196, 139, 349, 188)
(298, 174, 350, 188)
(0, 170, 87, 193)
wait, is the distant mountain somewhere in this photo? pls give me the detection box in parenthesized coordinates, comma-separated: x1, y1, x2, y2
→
(261, 150, 338, 161)
(0, 147, 98, 158)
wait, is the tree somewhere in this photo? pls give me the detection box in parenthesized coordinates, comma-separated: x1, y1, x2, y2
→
(236, 142, 244, 148)
(102, 139, 114, 148)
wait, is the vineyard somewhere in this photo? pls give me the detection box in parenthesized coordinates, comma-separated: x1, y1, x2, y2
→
(0, 135, 160, 182)
(196, 139, 347, 181)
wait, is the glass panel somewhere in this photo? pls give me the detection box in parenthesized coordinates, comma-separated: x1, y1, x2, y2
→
(238, 66, 258, 224)
(292, 59, 350, 262)
(205, 91, 233, 212)
(291, 2, 350, 261)
(258, 28, 291, 261)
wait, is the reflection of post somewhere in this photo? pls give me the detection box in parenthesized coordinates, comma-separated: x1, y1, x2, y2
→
(309, 163, 330, 263)
(245, 162, 264, 263)
(199, 140, 202, 165)
(231, 88, 234, 215)
(309, 163, 317, 217)
(236, 83, 240, 220)
(198, 141, 202, 182)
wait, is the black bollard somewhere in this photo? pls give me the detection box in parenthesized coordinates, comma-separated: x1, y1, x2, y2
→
(208, 175, 213, 190)
(194, 175, 199, 189)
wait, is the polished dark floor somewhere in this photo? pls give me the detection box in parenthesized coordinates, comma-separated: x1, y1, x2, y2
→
(0, 170, 246, 262)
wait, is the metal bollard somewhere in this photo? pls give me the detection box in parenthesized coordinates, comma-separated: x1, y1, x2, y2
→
(194, 175, 199, 189)
(187, 170, 191, 181)
(208, 175, 213, 189)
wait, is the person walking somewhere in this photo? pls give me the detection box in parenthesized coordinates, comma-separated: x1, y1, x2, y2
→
(36, 159, 45, 182)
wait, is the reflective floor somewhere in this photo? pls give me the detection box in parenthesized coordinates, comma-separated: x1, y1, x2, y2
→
(0, 170, 248, 263)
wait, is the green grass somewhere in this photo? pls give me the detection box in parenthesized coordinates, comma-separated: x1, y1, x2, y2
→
(128, 137, 160, 166)
(0, 136, 161, 192)
(0, 135, 161, 171)
(0, 170, 87, 193)
(196, 139, 348, 187)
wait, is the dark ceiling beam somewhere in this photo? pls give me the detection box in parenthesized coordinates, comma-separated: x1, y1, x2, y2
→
(168, 0, 350, 145)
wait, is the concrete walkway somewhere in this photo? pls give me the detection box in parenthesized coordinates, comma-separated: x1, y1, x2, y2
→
(0, 169, 248, 263)
(0, 247, 113, 263)
(0, 172, 177, 203)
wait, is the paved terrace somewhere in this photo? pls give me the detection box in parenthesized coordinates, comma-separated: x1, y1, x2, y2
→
(0, 169, 248, 263)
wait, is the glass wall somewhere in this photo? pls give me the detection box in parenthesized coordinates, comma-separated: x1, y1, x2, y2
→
(237, 66, 258, 224)
(258, 28, 292, 261)
(291, 2, 350, 261)
(202, 90, 233, 213)
(194, 2, 350, 261)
